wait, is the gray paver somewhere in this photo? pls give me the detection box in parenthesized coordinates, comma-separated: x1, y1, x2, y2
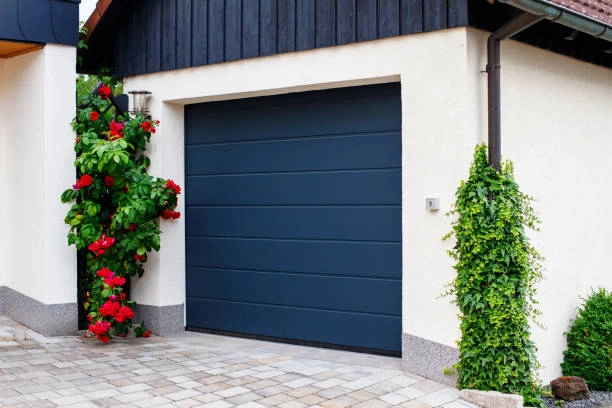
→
(0, 316, 472, 408)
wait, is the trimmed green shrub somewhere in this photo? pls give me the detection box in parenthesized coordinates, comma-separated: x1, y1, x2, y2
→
(561, 288, 612, 390)
(444, 144, 543, 405)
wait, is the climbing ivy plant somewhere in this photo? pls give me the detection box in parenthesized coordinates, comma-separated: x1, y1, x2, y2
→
(444, 144, 543, 405)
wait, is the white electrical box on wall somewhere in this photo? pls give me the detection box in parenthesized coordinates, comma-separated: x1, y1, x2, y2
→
(425, 197, 440, 211)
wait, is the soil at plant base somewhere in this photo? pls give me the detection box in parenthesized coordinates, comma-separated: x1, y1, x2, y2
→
(542, 390, 612, 408)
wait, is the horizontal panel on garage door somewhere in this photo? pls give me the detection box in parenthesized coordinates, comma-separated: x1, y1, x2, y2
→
(185, 132, 400, 175)
(187, 268, 400, 315)
(185, 83, 402, 353)
(186, 206, 401, 241)
(186, 237, 401, 279)
(187, 298, 400, 352)
(186, 169, 401, 206)
(185, 84, 401, 145)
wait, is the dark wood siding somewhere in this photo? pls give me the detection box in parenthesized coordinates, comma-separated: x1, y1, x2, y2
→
(114, 0, 468, 77)
(0, 0, 79, 46)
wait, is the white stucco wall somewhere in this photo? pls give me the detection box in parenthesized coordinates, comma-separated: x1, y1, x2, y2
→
(124, 27, 612, 382)
(0, 58, 6, 289)
(0, 44, 77, 305)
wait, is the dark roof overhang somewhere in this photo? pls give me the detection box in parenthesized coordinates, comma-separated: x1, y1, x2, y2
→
(78, 0, 141, 74)
(0, 0, 80, 47)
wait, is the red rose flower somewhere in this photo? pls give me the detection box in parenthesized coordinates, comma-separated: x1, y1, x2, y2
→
(89, 235, 116, 256)
(115, 306, 135, 323)
(161, 210, 181, 220)
(96, 334, 111, 343)
(142, 330, 152, 338)
(96, 267, 114, 278)
(89, 320, 111, 335)
(88, 241, 104, 256)
(99, 300, 120, 317)
(140, 121, 153, 133)
(165, 179, 181, 195)
(105, 175, 114, 187)
(101, 235, 115, 249)
(88, 245, 106, 256)
(97, 84, 111, 99)
(120, 293, 127, 301)
(109, 120, 124, 139)
(133, 254, 146, 262)
(75, 174, 93, 189)
(104, 276, 125, 288)
(90, 111, 99, 121)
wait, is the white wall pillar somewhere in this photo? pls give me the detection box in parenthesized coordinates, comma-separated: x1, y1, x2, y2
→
(0, 44, 77, 335)
(129, 98, 187, 335)
(0, 58, 7, 290)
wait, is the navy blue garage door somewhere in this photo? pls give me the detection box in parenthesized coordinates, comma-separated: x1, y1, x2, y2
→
(185, 83, 402, 353)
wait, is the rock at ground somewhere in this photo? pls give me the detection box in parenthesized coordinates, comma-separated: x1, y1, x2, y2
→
(550, 376, 590, 401)
(460, 389, 523, 408)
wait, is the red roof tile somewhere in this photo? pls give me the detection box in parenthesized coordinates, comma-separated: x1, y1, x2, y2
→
(545, 0, 612, 26)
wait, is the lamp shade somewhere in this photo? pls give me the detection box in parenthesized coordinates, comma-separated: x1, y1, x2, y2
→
(128, 90, 152, 115)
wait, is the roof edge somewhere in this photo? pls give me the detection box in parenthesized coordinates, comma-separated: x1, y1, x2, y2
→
(498, 0, 612, 41)
(82, 0, 113, 41)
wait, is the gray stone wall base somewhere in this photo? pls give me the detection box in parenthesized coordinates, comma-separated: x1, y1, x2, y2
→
(134, 303, 184, 336)
(402, 333, 459, 386)
(0, 286, 78, 336)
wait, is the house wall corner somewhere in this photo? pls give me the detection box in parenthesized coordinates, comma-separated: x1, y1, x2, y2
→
(0, 44, 78, 335)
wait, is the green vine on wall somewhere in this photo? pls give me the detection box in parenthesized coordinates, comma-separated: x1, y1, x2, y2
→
(444, 144, 543, 405)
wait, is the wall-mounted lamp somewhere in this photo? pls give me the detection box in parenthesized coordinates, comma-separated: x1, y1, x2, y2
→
(128, 90, 152, 115)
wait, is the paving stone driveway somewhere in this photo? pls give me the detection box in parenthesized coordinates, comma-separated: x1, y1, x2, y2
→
(0, 316, 475, 408)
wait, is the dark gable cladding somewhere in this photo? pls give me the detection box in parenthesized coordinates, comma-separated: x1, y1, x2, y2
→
(0, 0, 80, 46)
(83, 0, 611, 76)
(113, 0, 469, 77)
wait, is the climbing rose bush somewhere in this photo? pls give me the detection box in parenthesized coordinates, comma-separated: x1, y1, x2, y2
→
(61, 84, 181, 342)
